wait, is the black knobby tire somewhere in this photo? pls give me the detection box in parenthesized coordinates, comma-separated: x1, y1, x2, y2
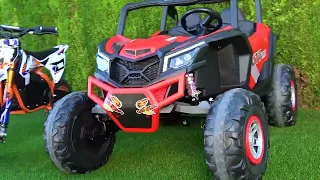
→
(204, 88, 269, 180)
(265, 64, 298, 127)
(44, 77, 72, 154)
(45, 91, 116, 174)
(44, 112, 49, 154)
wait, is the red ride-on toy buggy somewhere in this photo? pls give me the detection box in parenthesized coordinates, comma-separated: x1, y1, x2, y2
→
(44, 0, 298, 179)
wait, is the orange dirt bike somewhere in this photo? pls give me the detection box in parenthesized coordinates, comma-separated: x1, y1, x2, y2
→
(0, 25, 72, 143)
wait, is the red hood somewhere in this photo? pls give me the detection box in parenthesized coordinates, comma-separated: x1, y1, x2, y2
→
(105, 35, 190, 59)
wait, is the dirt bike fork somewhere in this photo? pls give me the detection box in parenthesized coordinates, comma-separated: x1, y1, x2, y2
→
(0, 63, 15, 143)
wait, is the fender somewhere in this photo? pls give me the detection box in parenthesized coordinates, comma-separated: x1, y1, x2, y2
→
(19, 44, 69, 84)
(40, 44, 69, 83)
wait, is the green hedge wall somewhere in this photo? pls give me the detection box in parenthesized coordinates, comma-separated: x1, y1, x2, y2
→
(0, 0, 319, 108)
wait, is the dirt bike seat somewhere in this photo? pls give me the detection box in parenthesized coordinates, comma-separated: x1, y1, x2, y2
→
(25, 47, 59, 60)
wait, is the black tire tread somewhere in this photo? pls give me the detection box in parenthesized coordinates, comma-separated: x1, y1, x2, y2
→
(44, 77, 72, 153)
(45, 91, 115, 174)
(204, 88, 269, 180)
(265, 64, 297, 127)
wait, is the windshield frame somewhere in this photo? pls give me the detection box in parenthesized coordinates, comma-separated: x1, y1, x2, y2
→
(116, 0, 231, 35)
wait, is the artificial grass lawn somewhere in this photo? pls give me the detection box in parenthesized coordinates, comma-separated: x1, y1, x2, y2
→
(0, 110, 319, 180)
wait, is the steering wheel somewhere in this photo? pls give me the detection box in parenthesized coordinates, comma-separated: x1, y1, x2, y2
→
(180, 8, 223, 36)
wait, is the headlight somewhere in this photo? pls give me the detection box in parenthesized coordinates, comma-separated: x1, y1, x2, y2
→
(96, 50, 110, 73)
(168, 47, 199, 69)
(162, 41, 205, 72)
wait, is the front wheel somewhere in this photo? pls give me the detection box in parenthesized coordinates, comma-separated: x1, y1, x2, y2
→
(44, 91, 116, 174)
(44, 78, 72, 153)
(204, 88, 269, 180)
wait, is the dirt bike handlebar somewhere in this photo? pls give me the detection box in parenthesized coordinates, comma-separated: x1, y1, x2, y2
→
(36, 26, 58, 33)
(0, 25, 58, 38)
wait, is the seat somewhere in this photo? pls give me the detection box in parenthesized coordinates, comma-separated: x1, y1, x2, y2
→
(220, 8, 255, 37)
(25, 48, 59, 60)
(167, 13, 201, 36)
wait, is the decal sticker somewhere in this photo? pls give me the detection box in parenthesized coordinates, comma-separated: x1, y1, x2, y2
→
(0, 47, 14, 65)
(51, 59, 64, 74)
(252, 49, 266, 65)
(57, 48, 65, 55)
(0, 47, 14, 74)
(166, 37, 177, 42)
(135, 98, 158, 115)
(30, 58, 41, 68)
(250, 49, 266, 83)
(251, 64, 260, 83)
(103, 95, 124, 115)
(21, 63, 29, 75)
(1, 38, 19, 47)
(0, 99, 12, 124)
(0, 39, 18, 75)
(0, 48, 14, 62)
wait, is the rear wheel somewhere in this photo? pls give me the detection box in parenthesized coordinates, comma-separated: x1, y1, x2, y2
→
(53, 78, 72, 103)
(265, 64, 297, 127)
(45, 92, 116, 173)
(204, 88, 269, 180)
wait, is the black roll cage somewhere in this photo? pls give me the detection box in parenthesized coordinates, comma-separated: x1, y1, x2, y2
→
(116, 0, 262, 35)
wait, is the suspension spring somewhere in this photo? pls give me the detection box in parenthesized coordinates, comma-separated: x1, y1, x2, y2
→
(186, 73, 201, 101)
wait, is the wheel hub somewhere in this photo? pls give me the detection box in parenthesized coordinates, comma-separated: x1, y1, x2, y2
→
(290, 80, 296, 111)
(72, 111, 115, 155)
(248, 121, 263, 159)
(82, 121, 109, 141)
(245, 115, 264, 165)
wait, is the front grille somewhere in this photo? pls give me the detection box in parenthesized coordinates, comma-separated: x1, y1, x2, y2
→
(110, 56, 160, 86)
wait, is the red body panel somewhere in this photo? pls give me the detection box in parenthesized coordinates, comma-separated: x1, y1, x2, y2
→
(247, 23, 271, 89)
(105, 26, 232, 58)
(105, 35, 131, 54)
(106, 35, 190, 59)
(88, 73, 186, 133)
(150, 31, 161, 37)
(119, 35, 189, 59)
